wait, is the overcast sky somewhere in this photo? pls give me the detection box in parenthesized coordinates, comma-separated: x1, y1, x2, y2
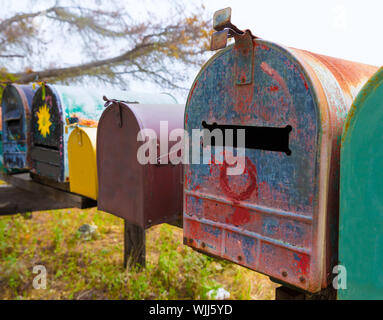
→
(3, 0, 382, 101)
(141, 0, 383, 99)
(203, 0, 383, 66)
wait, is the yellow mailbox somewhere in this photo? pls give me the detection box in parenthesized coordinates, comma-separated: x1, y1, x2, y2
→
(68, 126, 98, 199)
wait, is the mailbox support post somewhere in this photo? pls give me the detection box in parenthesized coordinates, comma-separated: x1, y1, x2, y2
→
(123, 220, 146, 269)
(275, 286, 336, 300)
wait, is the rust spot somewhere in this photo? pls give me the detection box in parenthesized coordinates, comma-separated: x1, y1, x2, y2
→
(298, 49, 377, 100)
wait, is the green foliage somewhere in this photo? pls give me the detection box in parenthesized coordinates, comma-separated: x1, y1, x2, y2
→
(0, 68, 17, 100)
(0, 208, 276, 300)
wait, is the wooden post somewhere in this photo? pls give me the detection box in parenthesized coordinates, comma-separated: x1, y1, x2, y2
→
(123, 220, 146, 269)
(0, 173, 97, 210)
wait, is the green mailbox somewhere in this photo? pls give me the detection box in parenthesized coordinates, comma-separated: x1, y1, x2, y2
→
(340, 67, 383, 299)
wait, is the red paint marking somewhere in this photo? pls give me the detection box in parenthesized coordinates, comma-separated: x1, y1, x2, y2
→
(299, 72, 309, 90)
(268, 85, 279, 92)
(188, 219, 201, 238)
(219, 157, 258, 202)
(227, 206, 251, 226)
(261, 62, 291, 102)
(297, 254, 310, 275)
(187, 80, 198, 105)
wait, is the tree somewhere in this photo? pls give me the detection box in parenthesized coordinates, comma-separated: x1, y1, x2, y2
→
(0, 0, 211, 91)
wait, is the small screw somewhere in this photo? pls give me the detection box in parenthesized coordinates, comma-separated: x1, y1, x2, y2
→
(238, 256, 242, 261)
(299, 276, 306, 283)
(148, 219, 152, 224)
(282, 271, 288, 277)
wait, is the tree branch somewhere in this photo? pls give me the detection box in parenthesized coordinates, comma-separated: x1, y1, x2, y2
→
(0, 54, 24, 58)
(11, 42, 156, 83)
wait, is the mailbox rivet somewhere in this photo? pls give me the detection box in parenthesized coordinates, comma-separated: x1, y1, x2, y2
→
(282, 271, 288, 277)
(148, 219, 152, 224)
(299, 276, 306, 283)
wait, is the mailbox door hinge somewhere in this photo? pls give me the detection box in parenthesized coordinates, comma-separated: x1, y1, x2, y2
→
(233, 30, 254, 86)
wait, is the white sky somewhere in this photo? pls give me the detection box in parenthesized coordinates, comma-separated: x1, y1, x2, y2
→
(2, 0, 383, 101)
(203, 0, 383, 66)
(137, 0, 383, 100)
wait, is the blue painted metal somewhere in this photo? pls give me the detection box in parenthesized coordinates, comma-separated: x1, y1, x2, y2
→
(183, 32, 377, 293)
(30, 84, 178, 183)
(1, 84, 37, 172)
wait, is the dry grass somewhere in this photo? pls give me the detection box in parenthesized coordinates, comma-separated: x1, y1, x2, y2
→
(0, 208, 278, 300)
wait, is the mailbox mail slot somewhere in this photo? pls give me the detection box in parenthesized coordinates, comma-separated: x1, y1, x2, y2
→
(1, 84, 37, 171)
(184, 11, 378, 293)
(30, 84, 177, 184)
(97, 102, 184, 229)
(339, 67, 383, 299)
(68, 126, 98, 199)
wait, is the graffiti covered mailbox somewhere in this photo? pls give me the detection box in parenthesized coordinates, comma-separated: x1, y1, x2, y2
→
(339, 67, 383, 299)
(1, 84, 37, 172)
(30, 84, 177, 185)
(183, 8, 378, 293)
(68, 92, 177, 200)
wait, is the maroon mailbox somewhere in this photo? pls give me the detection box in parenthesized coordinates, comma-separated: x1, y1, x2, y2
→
(97, 100, 185, 229)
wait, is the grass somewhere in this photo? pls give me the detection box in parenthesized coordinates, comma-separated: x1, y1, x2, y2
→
(0, 207, 277, 300)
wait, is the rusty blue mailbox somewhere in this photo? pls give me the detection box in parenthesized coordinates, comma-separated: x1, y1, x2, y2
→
(1, 84, 37, 172)
(30, 84, 177, 185)
(183, 8, 377, 294)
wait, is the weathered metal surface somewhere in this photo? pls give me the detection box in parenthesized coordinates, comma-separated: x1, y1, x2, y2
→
(0, 131, 3, 172)
(30, 84, 178, 183)
(1, 84, 37, 171)
(68, 126, 98, 199)
(97, 102, 184, 229)
(184, 15, 377, 293)
(339, 67, 383, 299)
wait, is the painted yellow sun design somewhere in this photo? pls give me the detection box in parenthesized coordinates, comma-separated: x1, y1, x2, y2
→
(37, 104, 52, 138)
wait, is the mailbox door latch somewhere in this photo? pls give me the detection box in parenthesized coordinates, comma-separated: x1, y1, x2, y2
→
(210, 7, 256, 86)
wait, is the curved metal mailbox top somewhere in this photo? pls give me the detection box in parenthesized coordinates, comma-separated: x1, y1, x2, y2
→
(97, 102, 185, 228)
(184, 38, 377, 293)
(30, 84, 178, 183)
(339, 67, 383, 299)
(1, 84, 38, 171)
(68, 126, 98, 200)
